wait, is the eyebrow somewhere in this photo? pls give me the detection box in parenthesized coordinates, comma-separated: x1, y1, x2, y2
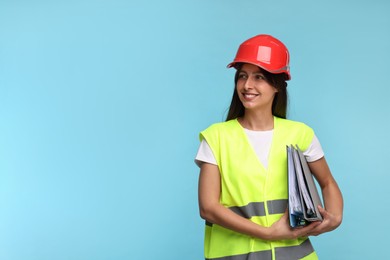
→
(239, 70, 264, 75)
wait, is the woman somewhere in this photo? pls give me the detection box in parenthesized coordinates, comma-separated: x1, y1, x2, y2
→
(195, 34, 343, 260)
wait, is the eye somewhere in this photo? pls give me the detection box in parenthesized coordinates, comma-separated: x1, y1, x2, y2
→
(237, 72, 247, 80)
(255, 74, 265, 80)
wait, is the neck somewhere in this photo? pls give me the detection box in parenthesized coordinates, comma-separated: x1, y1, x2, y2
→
(239, 110, 274, 131)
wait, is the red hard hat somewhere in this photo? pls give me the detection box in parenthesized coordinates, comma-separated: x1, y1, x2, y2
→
(227, 34, 291, 80)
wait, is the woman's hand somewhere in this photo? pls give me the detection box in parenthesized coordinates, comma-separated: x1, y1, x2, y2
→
(306, 206, 342, 236)
(266, 211, 321, 241)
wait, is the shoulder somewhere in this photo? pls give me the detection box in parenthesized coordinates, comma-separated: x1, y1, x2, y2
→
(199, 119, 239, 141)
(275, 117, 315, 150)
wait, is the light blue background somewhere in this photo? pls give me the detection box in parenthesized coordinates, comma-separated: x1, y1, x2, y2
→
(0, 0, 389, 259)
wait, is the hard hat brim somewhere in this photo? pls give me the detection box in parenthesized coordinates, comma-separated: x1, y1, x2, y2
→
(227, 61, 291, 81)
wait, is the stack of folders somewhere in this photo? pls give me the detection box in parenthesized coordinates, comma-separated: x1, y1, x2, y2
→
(287, 144, 323, 228)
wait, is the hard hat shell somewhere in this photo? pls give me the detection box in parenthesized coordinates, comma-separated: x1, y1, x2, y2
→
(227, 34, 291, 80)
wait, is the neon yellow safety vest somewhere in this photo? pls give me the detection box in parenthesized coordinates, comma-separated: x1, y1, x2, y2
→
(200, 117, 318, 260)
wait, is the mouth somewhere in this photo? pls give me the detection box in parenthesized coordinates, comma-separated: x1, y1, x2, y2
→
(242, 93, 260, 100)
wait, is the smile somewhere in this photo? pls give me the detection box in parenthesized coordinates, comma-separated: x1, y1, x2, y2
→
(242, 93, 260, 100)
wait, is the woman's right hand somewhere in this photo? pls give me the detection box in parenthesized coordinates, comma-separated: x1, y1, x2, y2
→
(266, 211, 321, 241)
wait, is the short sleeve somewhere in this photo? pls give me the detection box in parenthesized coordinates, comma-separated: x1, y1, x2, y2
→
(303, 134, 325, 162)
(194, 139, 217, 167)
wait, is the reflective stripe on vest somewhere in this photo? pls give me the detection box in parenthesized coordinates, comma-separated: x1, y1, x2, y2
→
(207, 199, 287, 226)
(230, 199, 287, 218)
(205, 239, 314, 260)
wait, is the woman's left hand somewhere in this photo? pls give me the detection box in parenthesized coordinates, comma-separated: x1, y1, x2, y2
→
(306, 205, 342, 236)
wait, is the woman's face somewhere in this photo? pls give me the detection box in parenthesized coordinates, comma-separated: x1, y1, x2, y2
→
(236, 63, 278, 112)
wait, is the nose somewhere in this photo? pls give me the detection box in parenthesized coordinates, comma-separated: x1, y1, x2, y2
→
(244, 77, 254, 90)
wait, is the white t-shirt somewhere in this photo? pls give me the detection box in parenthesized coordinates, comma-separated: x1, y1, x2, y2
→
(195, 129, 324, 168)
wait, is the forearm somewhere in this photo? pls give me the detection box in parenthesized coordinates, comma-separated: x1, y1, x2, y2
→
(321, 179, 343, 227)
(200, 202, 271, 240)
(198, 163, 271, 239)
(307, 157, 343, 235)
